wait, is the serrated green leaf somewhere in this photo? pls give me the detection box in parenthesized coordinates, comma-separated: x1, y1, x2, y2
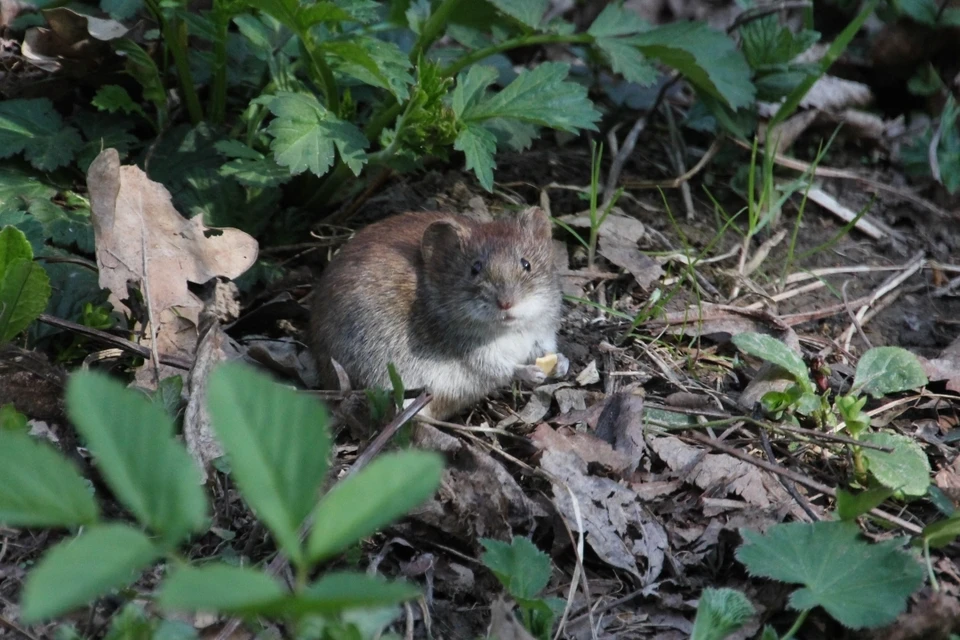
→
(66, 372, 208, 545)
(264, 572, 420, 615)
(206, 363, 332, 567)
(690, 588, 756, 640)
(158, 564, 286, 613)
(455, 124, 496, 191)
(22, 524, 160, 622)
(325, 37, 413, 100)
(29, 199, 95, 254)
(587, 3, 649, 37)
(265, 92, 368, 177)
(860, 432, 931, 497)
(731, 332, 813, 392)
(835, 487, 893, 521)
(485, 118, 538, 151)
(461, 62, 600, 133)
(215, 140, 291, 188)
(853, 346, 929, 398)
(0, 430, 98, 526)
(113, 39, 166, 115)
(307, 451, 443, 563)
(91, 85, 146, 118)
(629, 21, 754, 110)
(0, 212, 43, 257)
(740, 15, 820, 68)
(0, 98, 82, 171)
(595, 37, 658, 85)
(480, 537, 551, 599)
(736, 521, 923, 629)
(486, 0, 546, 29)
(0, 259, 51, 343)
(405, 0, 430, 33)
(451, 64, 499, 118)
(0, 167, 56, 209)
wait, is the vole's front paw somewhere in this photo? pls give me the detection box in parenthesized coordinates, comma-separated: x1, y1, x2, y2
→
(553, 353, 570, 378)
(514, 363, 548, 386)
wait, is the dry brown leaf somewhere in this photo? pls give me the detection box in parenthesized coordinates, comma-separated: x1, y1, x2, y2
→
(594, 392, 645, 475)
(22, 8, 128, 74)
(488, 597, 537, 640)
(86, 149, 258, 387)
(647, 303, 792, 341)
(542, 449, 666, 580)
(556, 210, 663, 287)
(530, 423, 634, 475)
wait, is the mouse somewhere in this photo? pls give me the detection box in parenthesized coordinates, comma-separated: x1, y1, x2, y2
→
(310, 206, 564, 419)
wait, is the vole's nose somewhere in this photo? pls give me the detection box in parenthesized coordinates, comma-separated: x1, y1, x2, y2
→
(497, 298, 514, 310)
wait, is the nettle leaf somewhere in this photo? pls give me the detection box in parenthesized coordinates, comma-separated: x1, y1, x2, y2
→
(206, 363, 332, 567)
(29, 199, 96, 254)
(158, 564, 286, 613)
(455, 124, 497, 191)
(740, 15, 820, 69)
(629, 21, 754, 110)
(731, 332, 813, 393)
(22, 524, 161, 622)
(690, 588, 756, 640)
(325, 37, 414, 100)
(215, 140, 291, 188)
(264, 91, 369, 177)
(66, 372, 209, 546)
(486, 118, 538, 151)
(480, 537, 551, 599)
(307, 450, 443, 563)
(0, 98, 82, 171)
(91, 85, 146, 118)
(257, 0, 352, 33)
(0, 429, 99, 527)
(737, 521, 924, 629)
(852, 346, 929, 398)
(486, 0, 547, 29)
(587, 3, 649, 37)
(860, 432, 931, 497)
(461, 62, 601, 133)
(0, 166, 56, 209)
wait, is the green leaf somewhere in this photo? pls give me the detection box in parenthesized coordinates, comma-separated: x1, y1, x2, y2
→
(257, 0, 353, 33)
(485, 0, 547, 29)
(324, 38, 414, 101)
(0, 403, 28, 431)
(65, 372, 208, 545)
(113, 39, 166, 115)
(264, 92, 369, 177)
(736, 521, 924, 629)
(454, 124, 497, 191)
(215, 140, 291, 188)
(0, 430, 98, 526)
(731, 332, 813, 392)
(480, 537, 551, 599)
(307, 450, 443, 563)
(461, 62, 601, 133)
(860, 432, 931, 497)
(690, 588, 756, 640)
(0, 166, 56, 208)
(158, 564, 286, 613)
(22, 524, 161, 622)
(919, 516, 960, 549)
(629, 22, 754, 110)
(0, 260, 51, 343)
(0, 224, 33, 272)
(835, 487, 893, 521)
(451, 65, 499, 118)
(207, 362, 332, 567)
(587, 3, 649, 37)
(29, 199, 95, 254)
(0, 98, 82, 171)
(267, 572, 420, 615)
(740, 15, 820, 68)
(91, 85, 146, 118)
(101, 0, 143, 21)
(852, 346, 929, 398)
(594, 37, 658, 86)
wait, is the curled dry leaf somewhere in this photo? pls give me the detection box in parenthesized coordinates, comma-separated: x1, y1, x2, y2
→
(22, 8, 128, 74)
(86, 148, 258, 386)
(557, 210, 663, 288)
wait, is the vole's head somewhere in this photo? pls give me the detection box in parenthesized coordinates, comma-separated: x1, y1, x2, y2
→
(421, 207, 559, 330)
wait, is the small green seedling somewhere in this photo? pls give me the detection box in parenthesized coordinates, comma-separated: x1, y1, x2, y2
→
(481, 536, 564, 640)
(732, 333, 931, 496)
(0, 363, 443, 635)
(689, 587, 756, 640)
(0, 225, 51, 345)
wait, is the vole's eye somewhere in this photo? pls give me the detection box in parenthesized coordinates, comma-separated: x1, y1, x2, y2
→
(471, 260, 484, 276)
(520, 258, 531, 272)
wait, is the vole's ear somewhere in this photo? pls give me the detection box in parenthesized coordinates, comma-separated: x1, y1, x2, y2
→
(517, 206, 552, 240)
(422, 219, 468, 263)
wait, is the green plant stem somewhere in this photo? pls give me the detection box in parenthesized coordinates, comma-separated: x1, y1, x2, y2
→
(442, 33, 593, 78)
(781, 610, 809, 640)
(145, 0, 203, 125)
(409, 0, 463, 62)
(924, 540, 940, 592)
(299, 36, 340, 113)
